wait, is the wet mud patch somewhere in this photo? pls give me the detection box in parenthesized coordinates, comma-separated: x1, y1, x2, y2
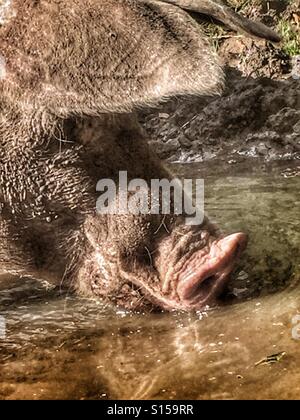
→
(141, 70, 300, 163)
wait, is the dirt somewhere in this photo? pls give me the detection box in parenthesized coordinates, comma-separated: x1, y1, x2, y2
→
(140, 0, 300, 163)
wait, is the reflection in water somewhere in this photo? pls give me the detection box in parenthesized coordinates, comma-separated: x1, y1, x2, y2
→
(0, 161, 299, 400)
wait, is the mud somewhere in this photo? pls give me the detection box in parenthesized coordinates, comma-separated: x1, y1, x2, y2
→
(141, 70, 300, 163)
(140, 0, 300, 163)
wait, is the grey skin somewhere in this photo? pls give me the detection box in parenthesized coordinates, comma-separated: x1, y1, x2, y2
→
(0, 0, 278, 311)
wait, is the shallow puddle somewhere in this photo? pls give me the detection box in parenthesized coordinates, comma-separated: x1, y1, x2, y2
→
(0, 160, 299, 400)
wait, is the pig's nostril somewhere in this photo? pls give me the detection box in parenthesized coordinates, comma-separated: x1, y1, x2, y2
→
(186, 275, 216, 300)
(197, 275, 215, 293)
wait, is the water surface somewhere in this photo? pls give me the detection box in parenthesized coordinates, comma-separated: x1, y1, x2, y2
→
(0, 160, 299, 400)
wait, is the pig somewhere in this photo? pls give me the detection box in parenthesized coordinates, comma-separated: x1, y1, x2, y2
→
(0, 0, 279, 311)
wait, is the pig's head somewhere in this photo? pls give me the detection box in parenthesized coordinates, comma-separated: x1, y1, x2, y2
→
(64, 116, 247, 312)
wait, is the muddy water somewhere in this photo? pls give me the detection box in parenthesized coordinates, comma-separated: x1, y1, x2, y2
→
(0, 160, 299, 400)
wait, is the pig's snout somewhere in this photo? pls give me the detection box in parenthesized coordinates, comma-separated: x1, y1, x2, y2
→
(81, 220, 248, 312)
(177, 233, 247, 309)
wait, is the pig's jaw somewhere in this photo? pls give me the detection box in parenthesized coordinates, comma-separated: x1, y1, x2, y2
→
(79, 231, 247, 312)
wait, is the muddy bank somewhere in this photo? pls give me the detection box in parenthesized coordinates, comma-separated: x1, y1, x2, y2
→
(140, 70, 300, 163)
(140, 0, 300, 163)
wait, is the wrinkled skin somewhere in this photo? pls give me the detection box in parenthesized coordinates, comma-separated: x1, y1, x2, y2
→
(0, 0, 251, 311)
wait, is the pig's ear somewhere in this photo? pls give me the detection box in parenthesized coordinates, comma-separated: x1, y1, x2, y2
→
(91, 0, 225, 113)
(160, 0, 281, 43)
(0, 0, 223, 115)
